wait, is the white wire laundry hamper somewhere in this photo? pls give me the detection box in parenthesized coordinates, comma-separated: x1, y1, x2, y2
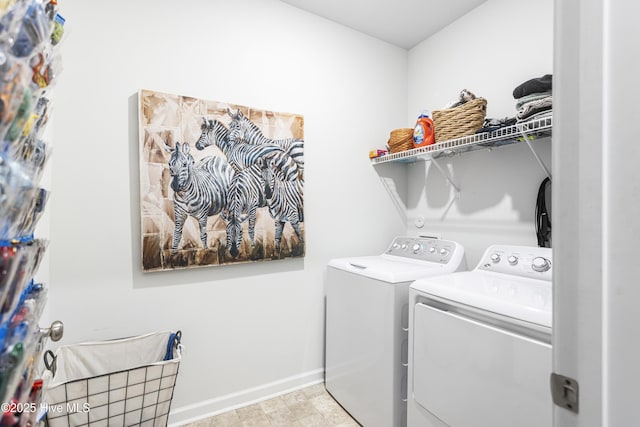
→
(42, 330, 182, 427)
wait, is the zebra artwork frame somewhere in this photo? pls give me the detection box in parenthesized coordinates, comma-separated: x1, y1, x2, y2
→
(138, 89, 305, 272)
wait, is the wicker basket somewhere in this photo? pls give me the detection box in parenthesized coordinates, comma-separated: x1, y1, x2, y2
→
(387, 128, 414, 153)
(432, 98, 487, 142)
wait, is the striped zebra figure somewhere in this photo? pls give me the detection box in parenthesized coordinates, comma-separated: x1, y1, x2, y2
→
(167, 142, 234, 253)
(195, 117, 298, 180)
(195, 118, 235, 153)
(225, 164, 266, 258)
(227, 108, 304, 179)
(260, 158, 304, 254)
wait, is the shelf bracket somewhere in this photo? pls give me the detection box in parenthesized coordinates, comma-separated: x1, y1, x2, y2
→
(430, 157, 461, 196)
(377, 173, 408, 224)
(519, 129, 552, 180)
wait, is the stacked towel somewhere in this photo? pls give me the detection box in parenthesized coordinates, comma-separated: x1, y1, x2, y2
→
(476, 116, 517, 134)
(513, 74, 552, 122)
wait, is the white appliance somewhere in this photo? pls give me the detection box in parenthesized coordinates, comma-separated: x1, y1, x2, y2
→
(408, 245, 553, 427)
(326, 236, 466, 427)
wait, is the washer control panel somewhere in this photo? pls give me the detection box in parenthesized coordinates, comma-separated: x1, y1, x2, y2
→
(385, 236, 461, 264)
(477, 245, 552, 281)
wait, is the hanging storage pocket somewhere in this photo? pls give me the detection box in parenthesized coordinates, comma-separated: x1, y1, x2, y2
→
(43, 330, 182, 427)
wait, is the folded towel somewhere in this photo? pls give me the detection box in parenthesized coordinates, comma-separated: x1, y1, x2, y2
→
(513, 74, 552, 99)
(516, 95, 552, 121)
(476, 116, 517, 133)
(516, 109, 553, 123)
(515, 91, 552, 110)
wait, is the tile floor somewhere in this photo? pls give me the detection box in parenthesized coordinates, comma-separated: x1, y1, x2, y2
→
(183, 383, 360, 427)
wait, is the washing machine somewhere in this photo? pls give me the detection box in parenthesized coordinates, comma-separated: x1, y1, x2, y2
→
(408, 245, 553, 427)
(325, 236, 466, 427)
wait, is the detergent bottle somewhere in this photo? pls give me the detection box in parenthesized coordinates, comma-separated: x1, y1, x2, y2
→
(413, 111, 434, 148)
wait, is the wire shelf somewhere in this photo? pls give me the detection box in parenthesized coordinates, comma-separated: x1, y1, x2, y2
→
(371, 115, 552, 165)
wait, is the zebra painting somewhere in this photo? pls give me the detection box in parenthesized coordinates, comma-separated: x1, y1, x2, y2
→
(227, 108, 304, 179)
(195, 117, 298, 180)
(139, 89, 305, 271)
(260, 157, 304, 254)
(167, 141, 234, 253)
(225, 164, 265, 258)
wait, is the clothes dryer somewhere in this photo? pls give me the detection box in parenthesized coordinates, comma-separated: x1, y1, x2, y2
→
(408, 245, 553, 427)
(326, 236, 466, 427)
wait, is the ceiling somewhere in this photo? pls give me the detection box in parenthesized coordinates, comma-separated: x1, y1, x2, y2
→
(279, 0, 488, 49)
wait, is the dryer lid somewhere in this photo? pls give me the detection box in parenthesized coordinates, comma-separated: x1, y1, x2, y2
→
(328, 255, 451, 283)
(411, 270, 552, 328)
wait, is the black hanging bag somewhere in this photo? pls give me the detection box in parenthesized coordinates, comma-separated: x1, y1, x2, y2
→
(536, 177, 552, 247)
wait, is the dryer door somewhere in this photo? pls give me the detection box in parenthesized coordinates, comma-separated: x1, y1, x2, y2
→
(411, 302, 552, 427)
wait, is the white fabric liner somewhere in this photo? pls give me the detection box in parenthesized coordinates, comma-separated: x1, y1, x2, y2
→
(48, 331, 179, 387)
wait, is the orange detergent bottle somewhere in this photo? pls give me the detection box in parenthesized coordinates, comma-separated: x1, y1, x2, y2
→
(413, 112, 434, 148)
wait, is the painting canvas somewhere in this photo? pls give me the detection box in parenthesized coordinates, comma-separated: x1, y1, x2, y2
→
(138, 89, 305, 272)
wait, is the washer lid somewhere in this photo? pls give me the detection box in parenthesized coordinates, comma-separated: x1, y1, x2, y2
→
(328, 255, 451, 283)
(411, 270, 552, 328)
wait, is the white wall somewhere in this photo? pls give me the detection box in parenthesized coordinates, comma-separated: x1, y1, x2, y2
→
(406, 0, 554, 265)
(48, 0, 406, 424)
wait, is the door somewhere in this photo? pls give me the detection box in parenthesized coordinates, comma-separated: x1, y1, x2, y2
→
(553, 1, 640, 426)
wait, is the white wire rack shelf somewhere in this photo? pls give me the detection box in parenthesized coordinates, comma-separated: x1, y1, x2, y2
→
(370, 115, 553, 165)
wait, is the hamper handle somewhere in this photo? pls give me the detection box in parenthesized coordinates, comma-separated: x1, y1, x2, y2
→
(164, 330, 182, 361)
(43, 349, 56, 376)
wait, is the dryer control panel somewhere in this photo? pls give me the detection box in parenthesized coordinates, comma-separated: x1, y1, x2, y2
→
(385, 236, 462, 265)
(477, 245, 552, 281)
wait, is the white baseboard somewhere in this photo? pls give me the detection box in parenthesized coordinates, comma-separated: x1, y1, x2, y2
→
(168, 368, 325, 426)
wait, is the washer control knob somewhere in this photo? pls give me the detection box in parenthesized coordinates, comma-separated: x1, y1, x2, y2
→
(392, 243, 400, 249)
(439, 248, 448, 256)
(508, 255, 519, 266)
(490, 253, 501, 263)
(532, 257, 551, 272)
(412, 243, 423, 254)
(429, 247, 436, 254)
(401, 244, 408, 250)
